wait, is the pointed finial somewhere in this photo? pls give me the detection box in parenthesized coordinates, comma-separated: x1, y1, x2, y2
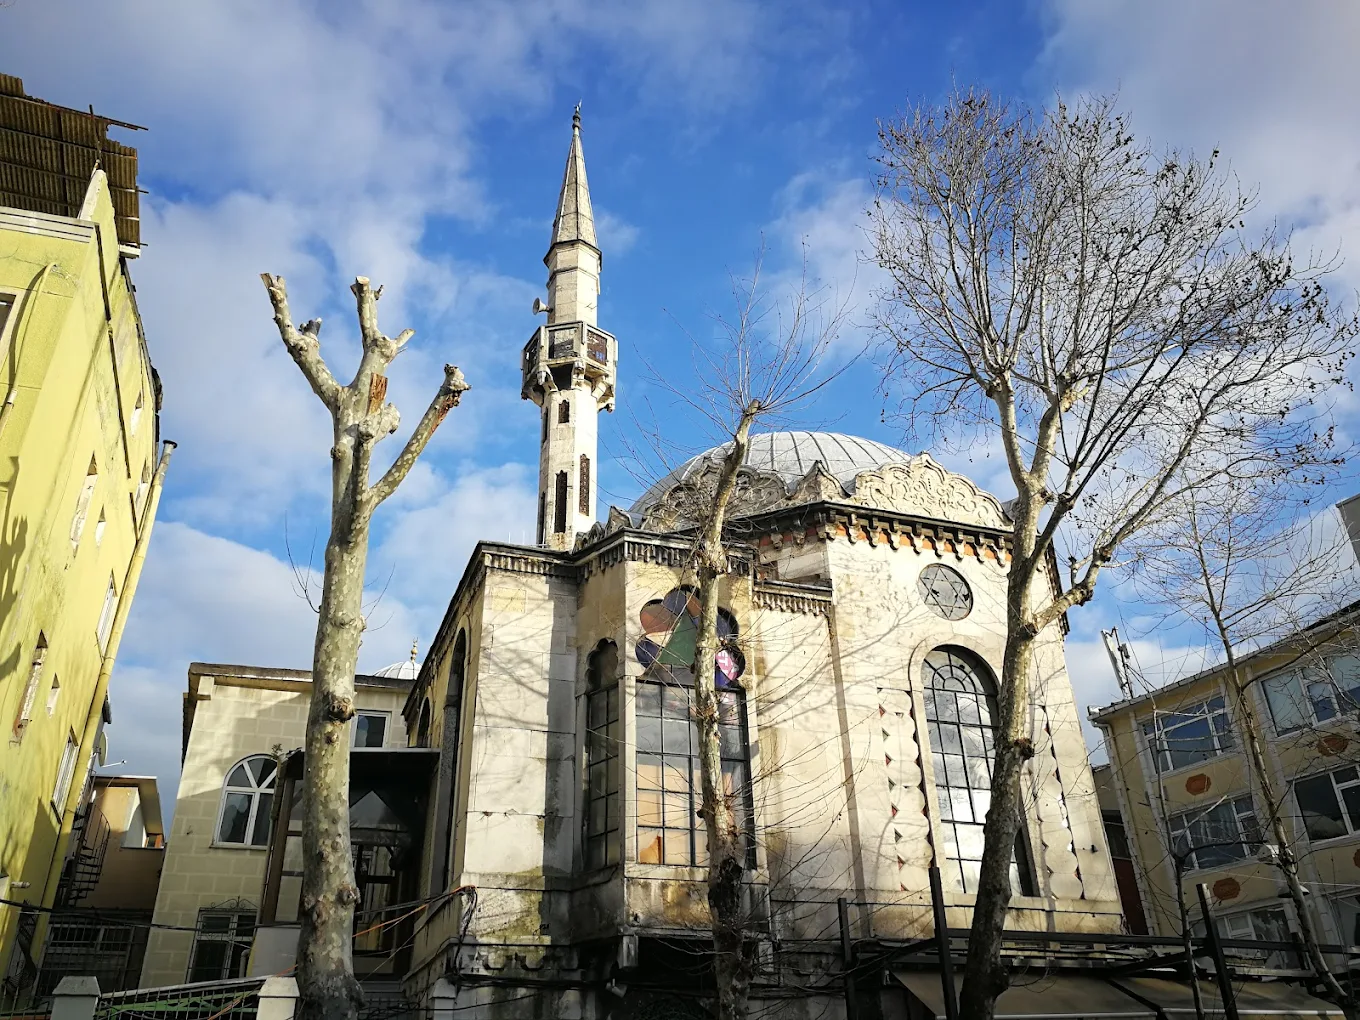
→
(573, 102, 582, 133)
(410, 638, 419, 662)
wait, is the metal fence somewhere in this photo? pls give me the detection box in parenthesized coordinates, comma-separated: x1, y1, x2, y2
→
(94, 977, 263, 1020)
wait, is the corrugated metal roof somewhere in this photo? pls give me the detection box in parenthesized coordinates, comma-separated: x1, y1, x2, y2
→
(0, 74, 143, 248)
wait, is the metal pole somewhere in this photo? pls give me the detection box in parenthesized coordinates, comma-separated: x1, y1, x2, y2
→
(928, 864, 959, 1020)
(1196, 883, 1241, 1020)
(837, 896, 860, 1020)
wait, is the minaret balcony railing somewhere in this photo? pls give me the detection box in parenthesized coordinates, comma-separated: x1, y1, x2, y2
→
(521, 321, 617, 393)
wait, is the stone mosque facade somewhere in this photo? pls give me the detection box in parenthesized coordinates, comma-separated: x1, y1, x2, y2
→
(391, 114, 1123, 1017)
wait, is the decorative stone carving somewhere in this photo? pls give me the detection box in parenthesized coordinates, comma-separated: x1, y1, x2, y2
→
(789, 460, 846, 504)
(1184, 773, 1212, 795)
(1319, 733, 1350, 756)
(1212, 877, 1241, 901)
(850, 454, 1008, 529)
(639, 462, 789, 532)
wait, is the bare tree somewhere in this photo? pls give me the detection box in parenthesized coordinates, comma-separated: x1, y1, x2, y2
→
(1133, 479, 1358, 1018)
(261, 274, 469, 1020)
(869, 89, 1356, 1019)
(633, 257, 851, 1020)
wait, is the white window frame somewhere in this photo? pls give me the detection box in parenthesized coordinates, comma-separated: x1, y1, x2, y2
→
(1167, 794, 1261, 871)
(1263, 653, 1360, 734)
(1140, 694, 1235, 774)
(52, 733, 80, 813)
(70, 456, 98, 550)
(187, 909, 255, 981)
(213, 755, 277, 848)
(352, 710, 390, 748)
(1292, 764, 1360, 844)
(97, 575, 117, 650)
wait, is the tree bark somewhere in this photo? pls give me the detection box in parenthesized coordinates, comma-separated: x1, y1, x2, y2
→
(694, 402, 760, 1020)
(957, 561, 1037, 1018)
(261, 274, 468, 1020)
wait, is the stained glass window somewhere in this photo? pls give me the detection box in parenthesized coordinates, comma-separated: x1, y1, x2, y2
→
(634, 588, 752, 867)
(923, 648, 1032, 895)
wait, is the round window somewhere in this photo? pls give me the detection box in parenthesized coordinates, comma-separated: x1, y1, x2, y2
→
(918, 563, 973, 621)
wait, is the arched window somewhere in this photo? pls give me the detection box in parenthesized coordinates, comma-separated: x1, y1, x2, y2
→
(416, 699, 432, 748)
(216, 756, 277, 847)
(634, 588, 752, 867)
(583, 640, 620, 870)
(923, 648, 1033, 895)
(558, 400, 570, 424)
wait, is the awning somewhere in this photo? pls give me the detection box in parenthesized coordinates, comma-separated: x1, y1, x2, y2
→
(894, 970, 1344, 1019)
(895, 970, 1155, 1019)
(1111, 975, 1343, 1018)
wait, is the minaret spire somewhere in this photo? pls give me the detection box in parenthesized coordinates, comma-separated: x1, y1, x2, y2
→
(521, 109, 618, 552)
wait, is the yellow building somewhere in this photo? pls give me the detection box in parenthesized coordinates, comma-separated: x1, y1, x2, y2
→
(0, 76, 169, 994)
(1091, 600, 1360, 971)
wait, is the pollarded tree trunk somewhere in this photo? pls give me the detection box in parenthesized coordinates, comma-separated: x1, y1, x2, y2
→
(693, 401, 760, 1020)
(262, 274, 469, 1020)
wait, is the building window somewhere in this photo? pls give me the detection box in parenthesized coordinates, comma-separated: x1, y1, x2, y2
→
(70, 456, 98, 549)
(187, 910, 255, 981)
(1168, 794, 1261, 870)
(1294, 765, 1360, 842)
(353, 711, 388, 748)
(52, 733, 79, 812)
(52, 739, 80, 818)
(415, 699, 432, 748)
(553, 471, 568, 533)
(583, 641, 620, 870)
(1141, 695, 1235, 773)
(46, 675, 61, 716)
(578, 455, 591, 515)
(537, 492, 546, 545)
(634, 588, 752, 868)
(97, 575, 117, 650)
(13, 633, 47, 740)
(216, 756, 277, 847)
(0, 294, 13, 339)
(1193, 905, 1292, 968)
(558, 400, 570, 424)
(923, 647, 1033, 895)
(94, 510, 107, 546)
(131, 391, 144, 434)
(135, 461, 150, 512)
(1263, 654, 1360, 734)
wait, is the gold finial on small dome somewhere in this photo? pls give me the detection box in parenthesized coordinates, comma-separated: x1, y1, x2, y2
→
(410, 638, 419, 662)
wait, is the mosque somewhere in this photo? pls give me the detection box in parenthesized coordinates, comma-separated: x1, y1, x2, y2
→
(149, 113, 1123, 1017)
(387, 112, 1123, 1015)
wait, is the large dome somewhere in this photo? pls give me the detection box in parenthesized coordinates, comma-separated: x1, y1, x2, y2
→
(632, 431, 913, 512)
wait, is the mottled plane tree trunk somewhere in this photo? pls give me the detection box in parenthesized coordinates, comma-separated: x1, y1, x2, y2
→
(261, 274, 469, 1020)
(869, 91, 1354, 1020)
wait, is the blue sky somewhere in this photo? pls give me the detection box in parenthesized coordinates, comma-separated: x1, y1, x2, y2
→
(2, 0, 1358, 803)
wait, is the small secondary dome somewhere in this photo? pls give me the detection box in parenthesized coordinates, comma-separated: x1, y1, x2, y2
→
(372, 640, 421, 680)
(632, 431, 912, 512)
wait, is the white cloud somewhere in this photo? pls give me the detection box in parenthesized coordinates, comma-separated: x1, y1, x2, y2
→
(1039, 0, 1360, 292)
(596, 209, 641, 256)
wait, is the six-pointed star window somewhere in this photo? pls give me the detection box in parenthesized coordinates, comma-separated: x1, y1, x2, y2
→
(918, 564, 973, 620)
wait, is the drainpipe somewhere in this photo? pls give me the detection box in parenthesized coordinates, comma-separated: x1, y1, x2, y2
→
(37, 439, 175, 913)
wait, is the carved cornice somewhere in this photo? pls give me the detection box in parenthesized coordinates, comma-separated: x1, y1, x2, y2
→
(752, 579, 833, 616)
(847, 454, 1009, 530)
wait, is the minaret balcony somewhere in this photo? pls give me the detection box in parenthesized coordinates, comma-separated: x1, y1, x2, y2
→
(521, 321, 618, 406)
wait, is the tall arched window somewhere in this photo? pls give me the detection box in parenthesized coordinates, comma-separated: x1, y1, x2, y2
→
(583, 640, 620, 870)
(634, 588, 752, 867)
(923, 648, 1033, 895)
(216, 756, 277, 847)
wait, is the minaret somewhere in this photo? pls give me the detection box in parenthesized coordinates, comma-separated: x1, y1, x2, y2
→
(522, 107, 617, 551)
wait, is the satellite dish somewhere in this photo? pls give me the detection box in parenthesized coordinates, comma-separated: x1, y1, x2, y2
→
(532, 297, 551, 315)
